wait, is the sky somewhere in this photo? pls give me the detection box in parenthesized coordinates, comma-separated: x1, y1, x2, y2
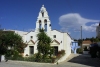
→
(0, 0, 100, 39)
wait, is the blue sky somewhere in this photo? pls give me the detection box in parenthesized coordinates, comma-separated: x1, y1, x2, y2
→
(0, 0, 100, 39)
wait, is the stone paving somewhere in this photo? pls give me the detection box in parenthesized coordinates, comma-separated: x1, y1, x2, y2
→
(0, 54, 100, 67)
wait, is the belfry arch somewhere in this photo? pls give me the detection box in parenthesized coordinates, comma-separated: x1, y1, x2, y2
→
(44, 19, 47, 31)
(39, 20, 41, 29)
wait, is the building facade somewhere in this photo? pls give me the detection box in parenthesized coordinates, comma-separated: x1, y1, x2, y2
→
(13, 5, 72, 59)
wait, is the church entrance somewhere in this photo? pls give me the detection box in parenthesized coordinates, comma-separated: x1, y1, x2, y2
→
(29, 46, 34, 55)
(54, 46, 58, 56)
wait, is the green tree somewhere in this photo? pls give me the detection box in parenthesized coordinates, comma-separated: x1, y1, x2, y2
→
(37, 29, 53, 59)
(0, 30, 27, 61)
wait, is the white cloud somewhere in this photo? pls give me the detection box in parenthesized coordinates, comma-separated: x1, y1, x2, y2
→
(59, 13, 100, 33)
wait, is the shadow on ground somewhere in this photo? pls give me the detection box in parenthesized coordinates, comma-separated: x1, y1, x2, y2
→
(68, 54, 100, 67)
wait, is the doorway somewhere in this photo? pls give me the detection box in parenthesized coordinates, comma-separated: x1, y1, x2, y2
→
(54, 46, 58, 56)
(29, 46, 34, 55)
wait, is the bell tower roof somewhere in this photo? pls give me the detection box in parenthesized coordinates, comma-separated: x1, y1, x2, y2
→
(37, 5, 49, 18)
(42, 5, 44, 7)
(40, 5, 46, 13)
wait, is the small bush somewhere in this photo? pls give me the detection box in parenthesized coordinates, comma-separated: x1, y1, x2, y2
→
(34, 53, 42, 62)
(24, 55, 35, 62)
(7, 52, 53, 63)
(77, 48, 83, 54)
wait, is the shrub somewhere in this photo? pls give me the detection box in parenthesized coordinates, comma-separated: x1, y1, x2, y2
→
(34, 53, 42, 62)
(24, 55, 35, 62)
(7, 52, 53, 63)
(77, 48, 83, 54)
(35, 54, 52, 63)
(44, 59, 52, 63)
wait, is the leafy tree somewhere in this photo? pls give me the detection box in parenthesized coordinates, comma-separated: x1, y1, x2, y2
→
(0, 30, 27, 60)
(90, 37, 95, 42)
(37, 29, 53, 59)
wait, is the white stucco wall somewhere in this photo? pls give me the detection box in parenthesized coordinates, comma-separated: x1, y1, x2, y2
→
(1, 55, 5, 61)
(23, 31, 38, 56)
(58, 33, 71, 63)
(50, 30, 64, 51)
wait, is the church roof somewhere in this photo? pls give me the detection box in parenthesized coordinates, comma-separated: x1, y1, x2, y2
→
(40, 5, 46, 12)
(82, 40, 92, 45)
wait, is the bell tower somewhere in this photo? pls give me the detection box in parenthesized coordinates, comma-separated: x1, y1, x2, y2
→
(35, 5, 51, 32)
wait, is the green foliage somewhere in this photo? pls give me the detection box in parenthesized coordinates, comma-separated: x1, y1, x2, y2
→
(9, 50, 23, 60)
(83, 37, 100, 43)
(76, 48, 83, 54)
(24, 55, 35, 61)
(37, 29, 53, 59)
(0, 30, 27, 55)
(6, 50, 24, 61)
(7, 53, 52, 63)
(49, 47, 54, 58)
(34, 53, 42, 62)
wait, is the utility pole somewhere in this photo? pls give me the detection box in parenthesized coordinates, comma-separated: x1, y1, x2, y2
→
(0, 24, 1, 29)
(81, 26, 82, 49)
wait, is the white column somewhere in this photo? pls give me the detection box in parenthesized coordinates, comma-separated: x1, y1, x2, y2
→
(35, 22, 39, 32)
(41, 20, 44, 29)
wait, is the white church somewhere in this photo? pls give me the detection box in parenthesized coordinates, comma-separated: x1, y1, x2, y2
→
(5, 5, 72, 61)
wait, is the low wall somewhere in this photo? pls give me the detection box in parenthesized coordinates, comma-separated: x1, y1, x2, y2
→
(57, 52, 71, 63)
(1, 55, 5, 61)
(83, 51, 89, 54)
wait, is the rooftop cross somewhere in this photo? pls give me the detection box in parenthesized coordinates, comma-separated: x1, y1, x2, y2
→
(42, 5, 44, 7)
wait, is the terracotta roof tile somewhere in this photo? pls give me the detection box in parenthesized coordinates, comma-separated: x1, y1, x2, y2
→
(82, 40, 92, 44)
